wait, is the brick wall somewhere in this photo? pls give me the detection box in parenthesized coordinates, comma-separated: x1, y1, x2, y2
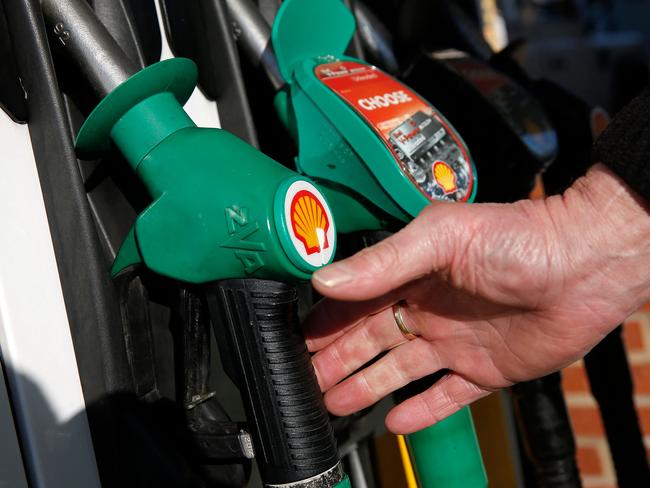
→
(563, 306, 650, 487)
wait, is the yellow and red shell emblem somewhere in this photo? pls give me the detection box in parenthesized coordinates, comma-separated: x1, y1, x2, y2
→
(433, 161, 457, 194)
(290, 190, 330, 255)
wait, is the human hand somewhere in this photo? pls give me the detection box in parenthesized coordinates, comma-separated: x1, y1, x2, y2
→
(305, 164, 650, 434)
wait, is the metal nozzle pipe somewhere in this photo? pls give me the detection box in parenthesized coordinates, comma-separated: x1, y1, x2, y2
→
(224, 0, 285, 91)
(353, 1, 400, 75)
(41, 0, 138, 99)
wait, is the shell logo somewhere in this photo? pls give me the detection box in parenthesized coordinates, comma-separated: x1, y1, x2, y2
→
(433, 161, 457, 194)
(279, 179, 336, 270)
(290, 190, 330, 255)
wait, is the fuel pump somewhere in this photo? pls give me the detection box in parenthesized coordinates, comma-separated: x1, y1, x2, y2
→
(40, 1, 349, 487)
(225, 0, 487, 486)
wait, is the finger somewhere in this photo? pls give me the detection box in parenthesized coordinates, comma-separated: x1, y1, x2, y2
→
(312, 203, 462, 301)
(385, 374, 491, 434)
(323, 338, 446, 416)
(312, 306, 418, 391)
(303, 289, 403, 352)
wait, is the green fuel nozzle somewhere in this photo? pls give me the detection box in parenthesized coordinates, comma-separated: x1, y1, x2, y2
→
(42, 1, 345, 486)
(76, 64, 338, 284)
(226, 2, 486, 487)
(42, 0, 338, 285)
(226, 0, 477, 233)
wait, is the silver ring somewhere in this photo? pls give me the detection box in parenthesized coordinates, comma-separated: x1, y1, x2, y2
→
(392, 300, 418, 340)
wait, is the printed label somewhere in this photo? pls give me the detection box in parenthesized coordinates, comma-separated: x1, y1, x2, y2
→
(283, 180, 336, 268)
(316, 61, 474, 202)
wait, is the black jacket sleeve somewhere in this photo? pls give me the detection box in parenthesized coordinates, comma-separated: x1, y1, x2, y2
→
(594, 85, 650, 201)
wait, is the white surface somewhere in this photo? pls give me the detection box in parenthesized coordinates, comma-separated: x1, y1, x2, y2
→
(0, 111, 100, 487)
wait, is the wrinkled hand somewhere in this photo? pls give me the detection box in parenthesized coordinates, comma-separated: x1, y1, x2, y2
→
(305, 164, 650, 434)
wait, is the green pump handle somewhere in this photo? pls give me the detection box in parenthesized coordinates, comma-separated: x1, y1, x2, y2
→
(82, 62, 345, 486)
(226, 0, 486, 486)
(41, 0, 347, 486)
(271, 0, 477, 225)
(273, 2, 485, 485)
(73, 59, 335, 284)
(80, 59, 345, 488)
(227, 0, 477, 231)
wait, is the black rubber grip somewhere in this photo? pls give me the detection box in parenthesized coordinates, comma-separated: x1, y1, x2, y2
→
(205, 279, 340, 486)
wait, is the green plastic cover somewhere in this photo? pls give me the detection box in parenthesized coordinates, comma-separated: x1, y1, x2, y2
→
(272, 0, 356, 82)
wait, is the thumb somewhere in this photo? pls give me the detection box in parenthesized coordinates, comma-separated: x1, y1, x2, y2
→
(312, 203, 466, 301)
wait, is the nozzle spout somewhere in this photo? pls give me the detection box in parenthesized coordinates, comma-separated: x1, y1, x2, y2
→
(41, 0, 138, 99)
(224, 0, 285, 91)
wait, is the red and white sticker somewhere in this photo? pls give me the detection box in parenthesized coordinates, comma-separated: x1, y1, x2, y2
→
(283, 180, 336, 268)
(316, 60, 474, 202)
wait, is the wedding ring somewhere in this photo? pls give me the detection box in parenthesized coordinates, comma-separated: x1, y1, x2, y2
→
(392, 300, 418, 340)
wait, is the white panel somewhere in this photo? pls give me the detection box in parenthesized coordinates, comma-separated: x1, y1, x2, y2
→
(0, 111, 100, 487)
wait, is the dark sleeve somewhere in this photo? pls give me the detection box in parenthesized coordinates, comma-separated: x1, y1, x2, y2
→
(593, 85, 650, 201)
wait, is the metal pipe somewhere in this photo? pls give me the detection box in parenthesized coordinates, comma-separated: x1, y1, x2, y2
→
(40, 0, 137, 99)
(353, 1, 400, 74)
(224, 0, 284, 91)
(347, 444, 369, 488)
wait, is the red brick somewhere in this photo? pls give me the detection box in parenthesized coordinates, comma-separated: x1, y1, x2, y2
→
(568, 406, 604, 436)
(637, 406, 650, 437)
(563, 365, 590, 393)
(576, 445, 604, 476)
(631, 364, 650, 394)
(623, 320, 645, 353)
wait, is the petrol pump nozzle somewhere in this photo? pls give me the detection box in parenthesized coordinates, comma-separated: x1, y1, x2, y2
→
(40, 1, 347, 486)
(226, 2, 486, 487)
(41, 0, 337, 283)
(227, 0, 477, 231)
(227, 0, 487, 487)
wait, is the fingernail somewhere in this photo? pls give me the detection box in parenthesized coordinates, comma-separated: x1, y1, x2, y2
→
(312, 363, 326, 392)
(313, 263, 354, 288)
